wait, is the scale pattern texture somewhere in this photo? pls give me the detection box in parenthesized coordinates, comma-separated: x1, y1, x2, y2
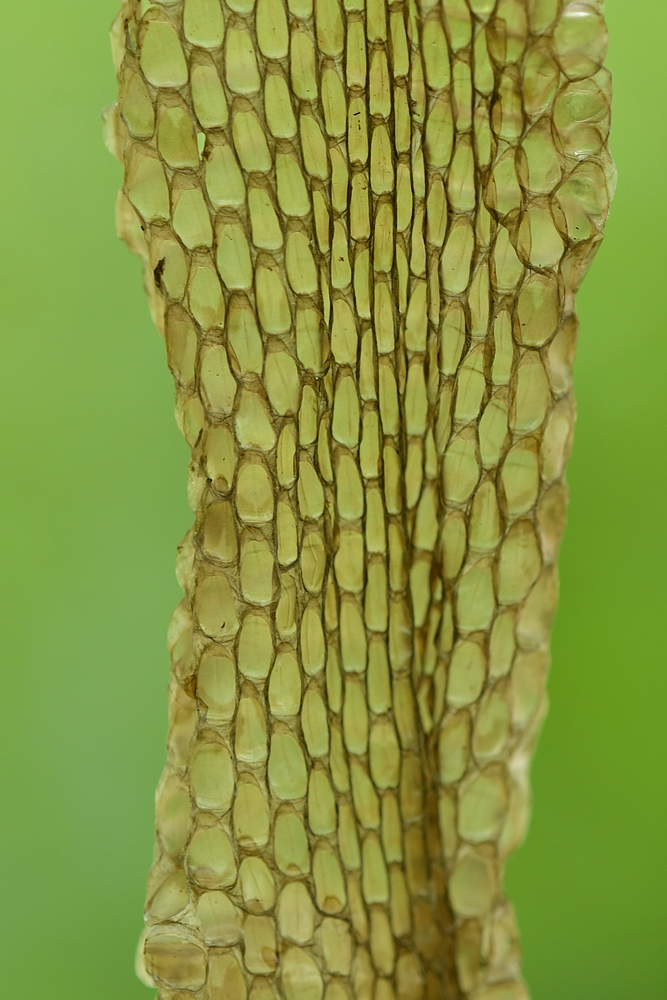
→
(106, 1, 613, 997)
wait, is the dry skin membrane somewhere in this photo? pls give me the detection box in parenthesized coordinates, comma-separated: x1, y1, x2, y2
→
(104, 0, 614, 997)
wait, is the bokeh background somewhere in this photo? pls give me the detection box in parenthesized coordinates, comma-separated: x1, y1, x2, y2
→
(0, 2, 665, 997)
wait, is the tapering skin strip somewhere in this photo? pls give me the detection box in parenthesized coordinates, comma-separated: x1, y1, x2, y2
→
(105, 1, 614, 997)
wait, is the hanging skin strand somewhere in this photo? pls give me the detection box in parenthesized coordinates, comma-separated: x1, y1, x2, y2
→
(104, 1, 614, 998)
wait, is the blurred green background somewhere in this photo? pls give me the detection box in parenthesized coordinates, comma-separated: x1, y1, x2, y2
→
(0, 2, 664, 997)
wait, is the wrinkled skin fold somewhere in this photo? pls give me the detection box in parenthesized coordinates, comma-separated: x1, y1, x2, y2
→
(105, 1, 613, 997)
